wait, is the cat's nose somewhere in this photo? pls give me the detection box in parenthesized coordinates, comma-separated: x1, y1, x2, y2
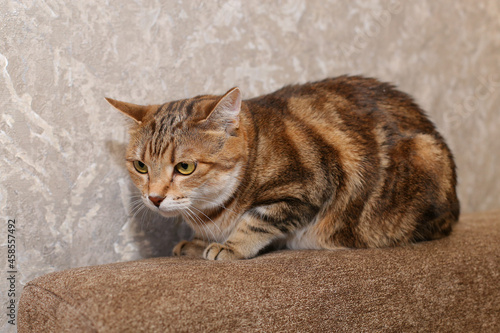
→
(148, 195, 165, 207)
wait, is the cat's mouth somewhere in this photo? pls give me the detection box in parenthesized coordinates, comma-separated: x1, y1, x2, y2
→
(143, 196, 191, 217)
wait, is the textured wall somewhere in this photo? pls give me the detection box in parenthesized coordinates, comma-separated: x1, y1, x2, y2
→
(1, 0, 499, 331)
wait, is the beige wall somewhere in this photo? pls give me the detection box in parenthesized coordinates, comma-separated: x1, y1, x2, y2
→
(1, 1, 499, 330)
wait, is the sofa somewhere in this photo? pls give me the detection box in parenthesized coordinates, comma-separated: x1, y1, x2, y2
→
(19, 210, 500, 332)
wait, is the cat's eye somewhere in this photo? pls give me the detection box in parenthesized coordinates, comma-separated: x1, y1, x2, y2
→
(133, 160, 148, 174)
(175, 161, 196, 175)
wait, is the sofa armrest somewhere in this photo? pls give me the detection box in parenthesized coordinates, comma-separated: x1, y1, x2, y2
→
(19, 211, 500, 332)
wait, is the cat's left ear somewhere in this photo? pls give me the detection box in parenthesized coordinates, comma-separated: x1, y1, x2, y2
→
(204, 87, 241, 134)
(105, 97, 153, 124)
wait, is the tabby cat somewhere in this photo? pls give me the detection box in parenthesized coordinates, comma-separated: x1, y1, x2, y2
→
(106, 76, 460, 260)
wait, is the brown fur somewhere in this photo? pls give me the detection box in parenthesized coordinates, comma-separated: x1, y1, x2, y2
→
(107, 76, 460, 260)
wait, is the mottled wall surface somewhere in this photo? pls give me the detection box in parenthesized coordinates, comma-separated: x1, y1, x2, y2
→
(1, 0, 499, 330)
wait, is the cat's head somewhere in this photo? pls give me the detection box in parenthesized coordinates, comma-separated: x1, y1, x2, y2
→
(107, 88, 246, 217)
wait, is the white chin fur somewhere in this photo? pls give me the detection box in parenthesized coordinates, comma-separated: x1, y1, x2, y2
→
(157, 209, 181, 218)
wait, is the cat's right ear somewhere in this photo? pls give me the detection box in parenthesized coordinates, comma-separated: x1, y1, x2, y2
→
(202, 87, 242, 134)
(105, 97, 151, 124)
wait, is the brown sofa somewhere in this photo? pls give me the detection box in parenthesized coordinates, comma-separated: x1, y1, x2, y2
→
(19, 211, 500, 332)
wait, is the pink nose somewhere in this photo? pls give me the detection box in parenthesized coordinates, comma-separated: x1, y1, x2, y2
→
(148, 195, 165, 207)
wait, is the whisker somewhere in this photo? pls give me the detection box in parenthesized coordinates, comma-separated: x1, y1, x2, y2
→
(189, 205, 223, 236)
(131, 205, 150, 232)
(180, 212, 193, 233)
(129, 201, 146, 217)
(186, 207, 218, 242)
(142, 207, 156, 230)
(183, 209, 209, 242)
(131, 204, 147, 220)
(129, 198, 144, 209)
(189, 209, 212, 242)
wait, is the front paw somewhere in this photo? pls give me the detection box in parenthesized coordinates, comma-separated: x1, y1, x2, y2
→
(172, 240, 206, 258)
(203, 243, 243, 261)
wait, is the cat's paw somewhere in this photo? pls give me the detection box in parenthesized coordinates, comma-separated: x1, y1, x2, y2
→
(203, 243, 243, 261)
(172, 240, 206, 258)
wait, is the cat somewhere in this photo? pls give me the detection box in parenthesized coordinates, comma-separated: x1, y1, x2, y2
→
(106, 75, 460, 260)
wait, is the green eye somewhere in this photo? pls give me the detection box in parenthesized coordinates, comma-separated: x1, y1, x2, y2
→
(175, 161, 196, 175)
(133, 160, 148, 174)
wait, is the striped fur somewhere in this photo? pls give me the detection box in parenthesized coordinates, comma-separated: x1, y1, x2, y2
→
(107, 76, 460, 260)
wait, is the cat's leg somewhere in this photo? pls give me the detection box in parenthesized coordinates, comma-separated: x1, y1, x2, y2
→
(204, 202, 315, 260)
(203, 214, 282, 260)
(172, 237, 208, 258)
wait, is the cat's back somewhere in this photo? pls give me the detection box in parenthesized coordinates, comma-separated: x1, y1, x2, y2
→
(246, 75, 438, 139)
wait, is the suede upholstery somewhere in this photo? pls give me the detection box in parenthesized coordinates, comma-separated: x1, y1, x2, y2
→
(19, 211, 500, 332)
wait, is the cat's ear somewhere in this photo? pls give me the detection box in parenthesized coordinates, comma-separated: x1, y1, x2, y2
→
(105, 97, 151, 124)
(204, 87, 242, 133)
